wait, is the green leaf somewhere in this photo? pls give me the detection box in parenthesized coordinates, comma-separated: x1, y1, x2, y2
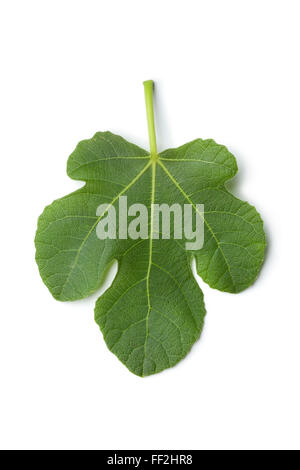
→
(35, 81, 265, 376)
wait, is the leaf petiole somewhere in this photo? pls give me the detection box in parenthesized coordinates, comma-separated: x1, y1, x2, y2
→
(143, 80, 158, 160)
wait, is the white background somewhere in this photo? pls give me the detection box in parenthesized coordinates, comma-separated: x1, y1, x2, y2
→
(0, 0, 299, 450)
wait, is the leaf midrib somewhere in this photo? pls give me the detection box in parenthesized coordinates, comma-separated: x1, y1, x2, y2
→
(142, 160, 156, 376)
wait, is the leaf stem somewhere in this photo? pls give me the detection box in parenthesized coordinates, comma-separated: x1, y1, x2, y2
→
(143, 80, 158, 159)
